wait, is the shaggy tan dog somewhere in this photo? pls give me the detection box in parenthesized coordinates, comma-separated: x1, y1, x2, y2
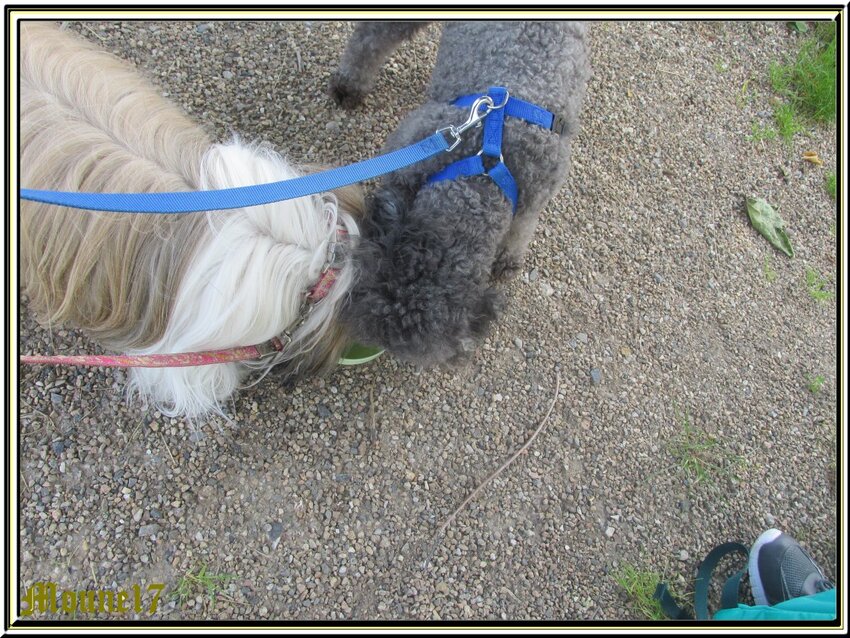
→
(20, 22, 364, 418)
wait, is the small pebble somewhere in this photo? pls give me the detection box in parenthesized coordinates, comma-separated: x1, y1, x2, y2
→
(269, 521, 284, 541)
(138, 524, 160, 538)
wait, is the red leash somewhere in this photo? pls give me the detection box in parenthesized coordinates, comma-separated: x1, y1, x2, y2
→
(21, 267, 340, 369)
(20, 339, 284, 369)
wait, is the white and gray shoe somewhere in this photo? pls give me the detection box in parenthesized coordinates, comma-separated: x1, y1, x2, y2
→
(749, 528, 834, 607)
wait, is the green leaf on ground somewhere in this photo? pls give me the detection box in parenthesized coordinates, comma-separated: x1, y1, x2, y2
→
(746, 197, 795, 257)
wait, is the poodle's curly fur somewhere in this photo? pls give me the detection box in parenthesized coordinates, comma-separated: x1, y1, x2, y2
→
(331, 21, 591, 366)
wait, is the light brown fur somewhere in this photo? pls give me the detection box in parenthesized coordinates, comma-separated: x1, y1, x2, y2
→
(19, 22, 364, 405)
(20, 21, 213, 348)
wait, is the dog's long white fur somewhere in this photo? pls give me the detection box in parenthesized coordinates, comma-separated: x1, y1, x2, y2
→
(20, 22, 362, 418)
(128, 143, 360, 417)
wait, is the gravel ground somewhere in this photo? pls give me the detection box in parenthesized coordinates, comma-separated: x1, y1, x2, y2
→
(17, 19, 839, 623)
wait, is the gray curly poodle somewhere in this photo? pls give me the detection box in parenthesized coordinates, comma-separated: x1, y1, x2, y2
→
(332, 21, 590, 366)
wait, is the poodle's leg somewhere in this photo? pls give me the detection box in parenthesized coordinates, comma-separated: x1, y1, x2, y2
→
(491, 210, 542, 281)
(330, 21, 431, 108)
(493, 146, 574, 281)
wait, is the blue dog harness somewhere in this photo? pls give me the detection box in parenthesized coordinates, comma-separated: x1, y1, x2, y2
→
(20, 87, 562, 215)
(428, 87, 565, 214)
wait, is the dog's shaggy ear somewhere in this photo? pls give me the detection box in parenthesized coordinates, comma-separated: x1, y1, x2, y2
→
(359, 185, 411, 239)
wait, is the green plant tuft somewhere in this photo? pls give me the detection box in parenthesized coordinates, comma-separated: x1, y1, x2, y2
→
(170, 564, 236, 608)
(613, 564, 670, 620)
(825, 172, 836, 200)
(773, 102, 805, 142)
(805, 267, 835, 302)
(806, 374, 825, 394)
(763, 255, 777, 282)
(766, 22, 836, 142)
(794, 26, 837, 122)
(747, 121, 777, 143)
(669, 407, 743, 486)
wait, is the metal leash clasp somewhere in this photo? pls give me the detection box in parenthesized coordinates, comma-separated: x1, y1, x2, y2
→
(437, 90, 510, 152)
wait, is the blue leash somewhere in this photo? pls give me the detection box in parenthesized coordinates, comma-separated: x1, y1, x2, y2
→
(21, 87, 560, 215)
(20, 132, 452, 214)
(19, 93, 498, 214)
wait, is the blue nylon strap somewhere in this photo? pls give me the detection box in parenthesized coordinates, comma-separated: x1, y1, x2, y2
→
(427, 155, 486, 184)
(481, 87, 508, 158)
(502, 97, 556, 130)
(21, 131, 452, 214)
(429, 87, 522, 213)
(453, 93, 556, 131)
(487, 162, 518, 211)
(428, 157, 517, 212)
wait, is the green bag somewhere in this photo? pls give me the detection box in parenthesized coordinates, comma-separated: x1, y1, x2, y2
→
(712, 589, 836, 621)
(655, 542, 836, 621)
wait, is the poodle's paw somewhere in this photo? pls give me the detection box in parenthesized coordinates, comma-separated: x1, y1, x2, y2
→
(491, 248, 524, 282)
(329, 70, 368, 108)
(444, 342, 477, 370)
(443, 355, 475, 373)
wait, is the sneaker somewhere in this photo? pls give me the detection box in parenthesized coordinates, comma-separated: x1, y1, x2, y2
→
(749, 528, 835, 606)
